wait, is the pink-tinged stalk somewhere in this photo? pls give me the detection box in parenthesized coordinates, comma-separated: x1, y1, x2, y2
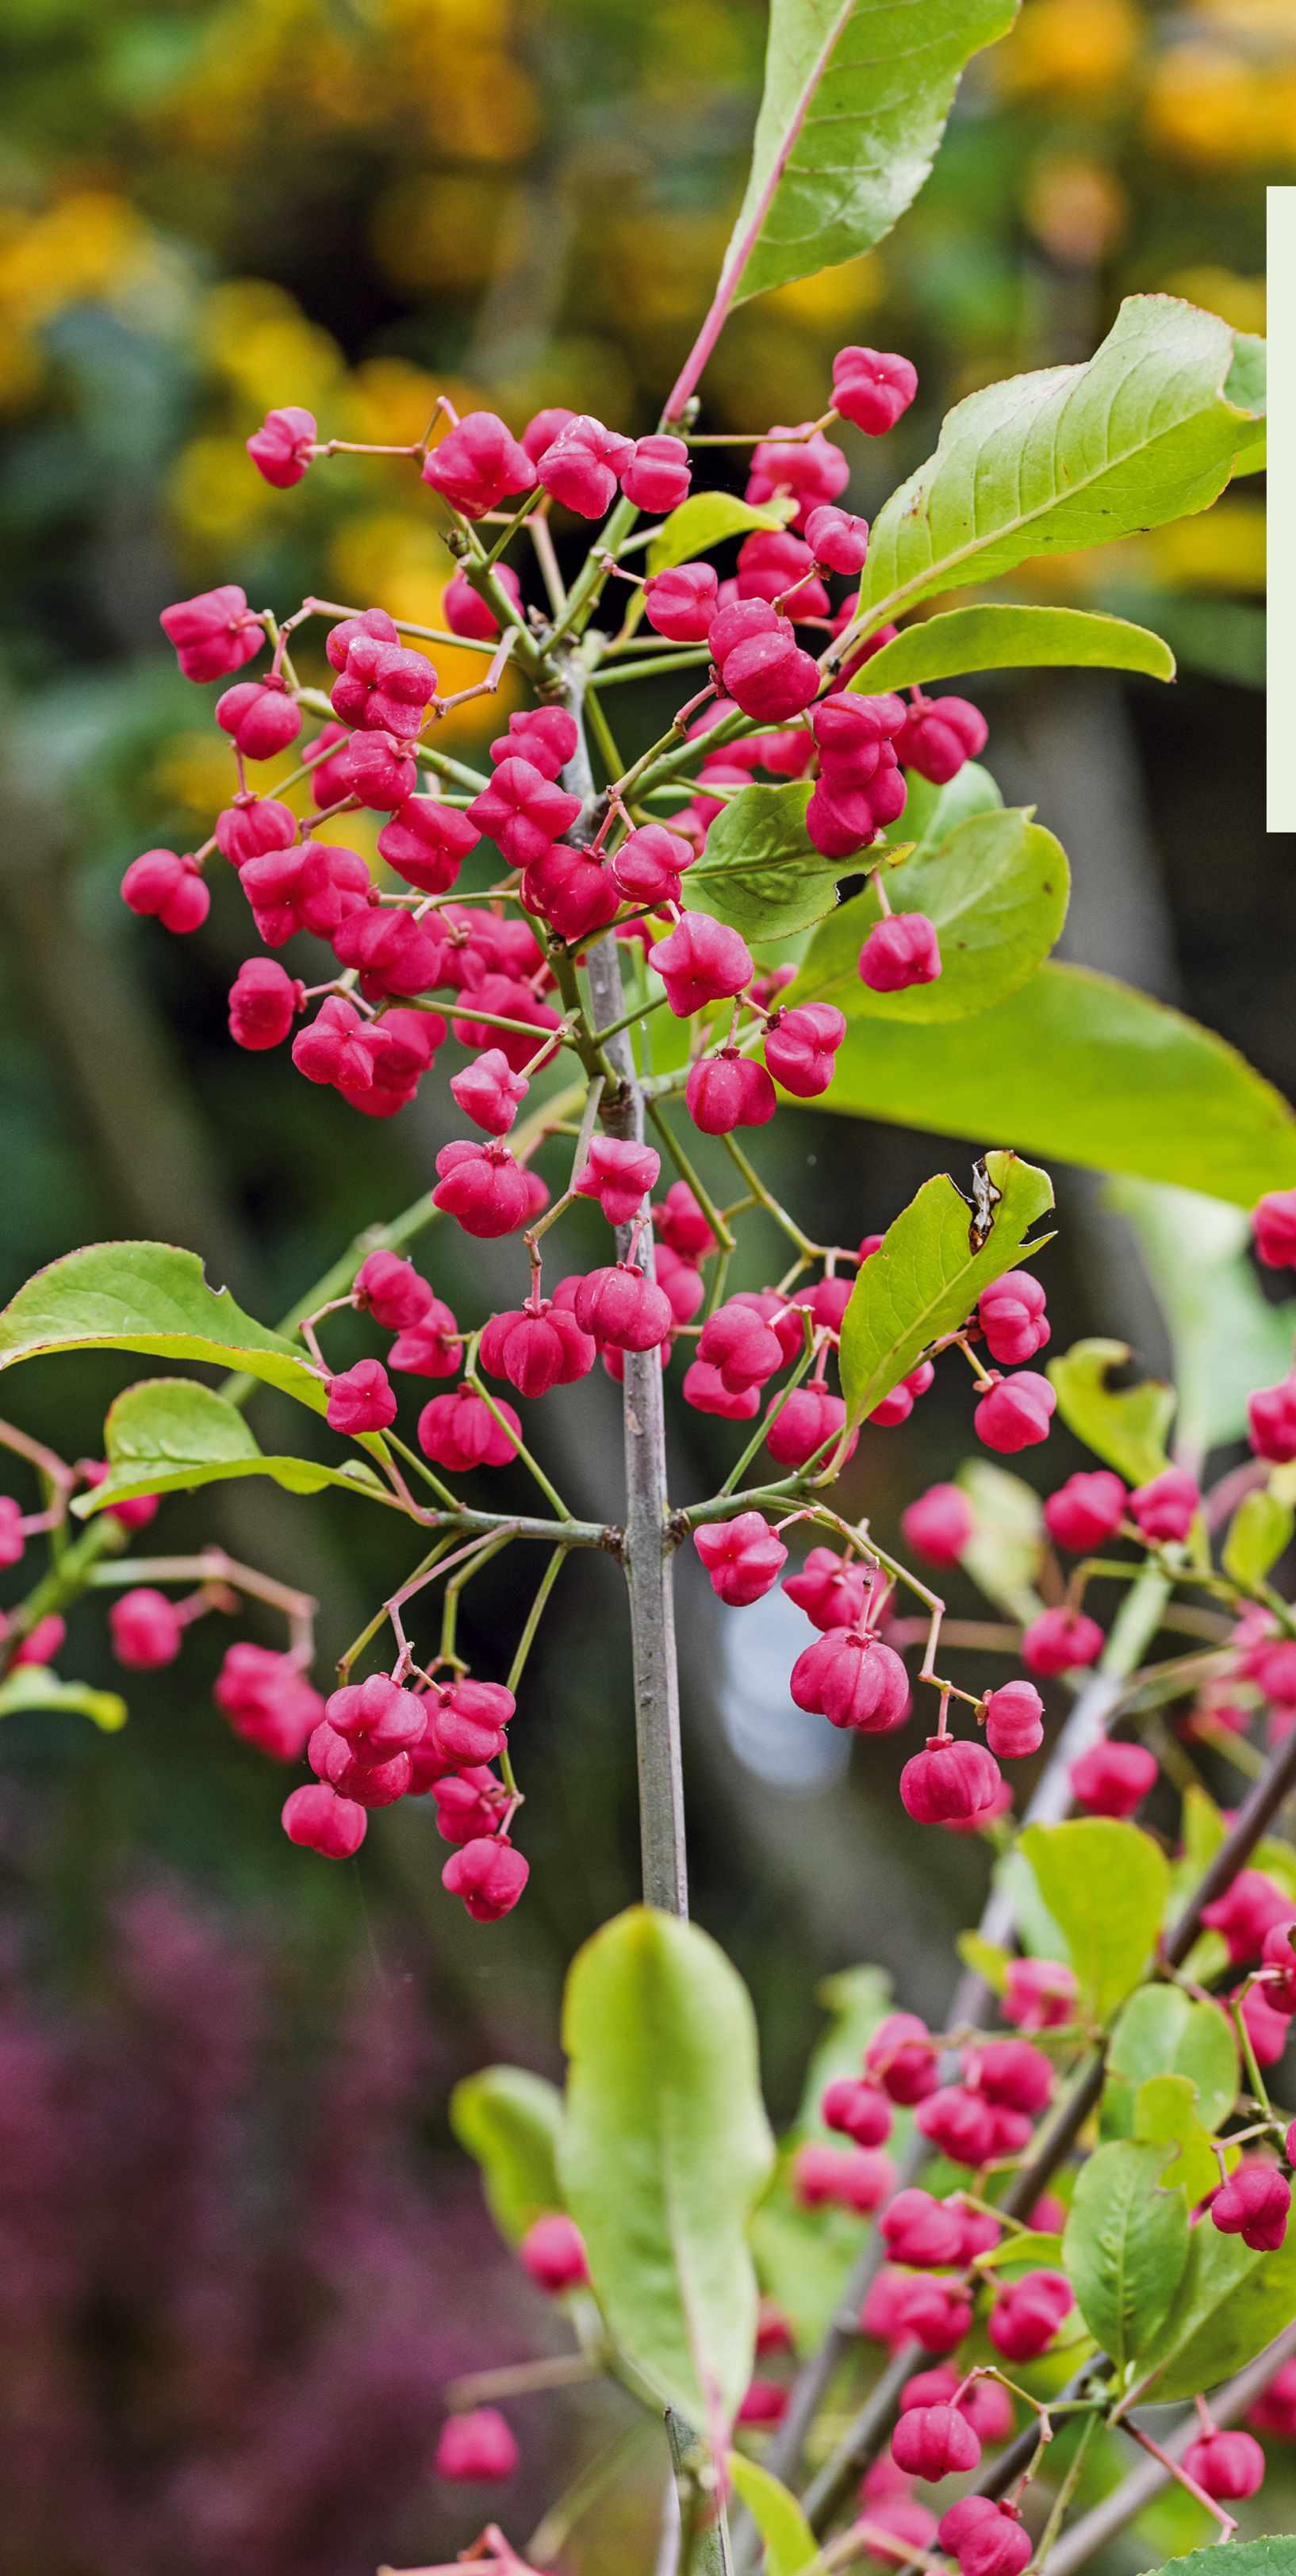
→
(663, 2, 852, 423)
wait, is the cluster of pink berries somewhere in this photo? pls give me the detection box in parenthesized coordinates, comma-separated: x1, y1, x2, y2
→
(125, 346, 996, 1150)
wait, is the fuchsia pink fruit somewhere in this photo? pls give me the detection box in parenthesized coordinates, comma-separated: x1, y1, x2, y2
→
(1022, 1604, 1103, 1674)
(442, 1836, 530, 1921)
(832, 346, 918, 434)
(281, 1782, 367, 1858)
(987, 2270, 1073, 2360)
(160, 584, 263, 682)
(1254, 1188, 1296, 1269)
(325, 1357, 397, 1435)
(858, 913, 941, 993)
(1068, 1738, 1158, 1816)
(686, 1049, 776, 1135)
(900, 1483, 973, 1565)
(1182, 2430, 1266, 2502)
(1211, 2160, 1291, 2251)
(693, 1513, 788, 1606)
(790, 1627, 910, 1732)
(121, 849, 210, 934)
(891, 2403, 980, 2482)
(109, 1588, 183, 1669)
(939, 2498, 1032, 2576)
(247, 405, 316, 486)
(900, 1736, 1002, 1826)
(1044, 1470, 1127, 1551)
(978, 1272, 1049, 1365)
(520, 2214, 589, 2295)
(419, 1386, 521, 1471)
(982, 1680, 1045, 1758)
(648, 911, 753, 1015)
(434, 2406, 520, 2479)
(975, 1372, 1056, 1455)
(479, 1302, 595, 1398)
(422, 412, 536, 517)
(433, 1139, 539, 1238)
(764, 1004, 846, 1098)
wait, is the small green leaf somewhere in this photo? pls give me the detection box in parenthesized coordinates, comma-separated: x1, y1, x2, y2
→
(1138, 2549, 1296, 2576)
(978, 2228, 1066, 2275)
(722, 0, 1018, 308)
(1019, 1821, 1169, 2023)
(687, 784, 844, 940)
(790, 808, 1069, 1026)
(1047, 1340, 1175, 1487)
(956, 1930, 1011, 1994)
(73, 1379, 388, 1511)
(954, 1460, 1046, 1623)
(1226, 332, 1267, 476)
(646, 492, 793, 576)
(1103, 1987, 1239, 2140)
(1224, 1488, 1294, 1589)
(1137, 2207, 1296, 2401)
(857, 297, 1264, 629)
(449, 2065, 564, 2247)
(725, 2454, 817, 2574)
(1133, 2075, 1230, 2209)
(750, 2153, 871, 2352)
(0, 1665, 127, 1733)
(796, 1965, 895, 2130)
(0, 1242, 326, 1411)
(838, 1149, 1054, 1432)
(792, 964, 1296, 1207)
(881, 760, 1003, 857)
(559, 1907, 775, 2428)
(855, 606, 1175, 695)
(1063, 2140, 1190, 2371)
(1108, 1181, 1296, 1460)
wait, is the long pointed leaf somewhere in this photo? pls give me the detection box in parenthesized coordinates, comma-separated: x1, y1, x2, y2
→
(857, 298, 1263, 630)
(726, 0, 1019, 306)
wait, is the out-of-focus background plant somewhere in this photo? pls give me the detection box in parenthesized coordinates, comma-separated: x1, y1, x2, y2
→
(0, 2, 1286, 2566)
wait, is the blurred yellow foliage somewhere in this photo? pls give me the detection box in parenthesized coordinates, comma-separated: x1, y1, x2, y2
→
(200, 281, 345, 415)
(1145, 44, 1296, 165)
(148, 732, 240, 823)
(170, 434, 269, 547)
(370, 174, 506, 293)
(1162, 268, 1267, 335)
(996, 0, 1142, 98)
(1150, 496, 1267, 591)
(1023, 156, 1128, 267)
(0, 190, 148, 325)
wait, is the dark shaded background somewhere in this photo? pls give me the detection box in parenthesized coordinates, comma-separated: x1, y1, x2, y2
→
(0, 0, 1287, 2566)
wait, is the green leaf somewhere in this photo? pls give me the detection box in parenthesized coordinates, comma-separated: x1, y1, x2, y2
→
(792, 964, 1296, 1208)
(72, 1377, 386, 1513)
(688, 784, 844, 940)
(855, 606, 1175, 695)
(0, 1242, 326, 1412)
(796, 1965, 895, 2130)
(857, 297, 1264, 629)
(1133, 2075, 1230, 2210)
(1137, 2205, 1296, 2401)
(881, 760, 1003, 856)
(646, 492, 794, 576)
(1226, 332, 1267, 476)
(1019, 1821, 1170, 2023)
(1103, 1987, 1239, 2140)
(978, 2228, 1066, 2275)
(790, 808, 1069, 1026)
(1062, 2140, 1190, 2371)
(559, 1907, 775, 2429)
(1225, 1489, 1295, 1589)
(723, 0, 1018, 307)
(1107, 1181, 1296, 1460)
(838, 1149, 1054, 1431)
(954, 1459, 1046, 1623)
(1138, 2549, 1296, 2576)
(449, 2065, 565, 2247)
(956, 1930, 1011, 1995)
(750, 2153, 872, 2352)
(726, 2454, 817, 2575)
(1048, 1340, 1175, 1487)
(0, 1665, 127, 1733)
